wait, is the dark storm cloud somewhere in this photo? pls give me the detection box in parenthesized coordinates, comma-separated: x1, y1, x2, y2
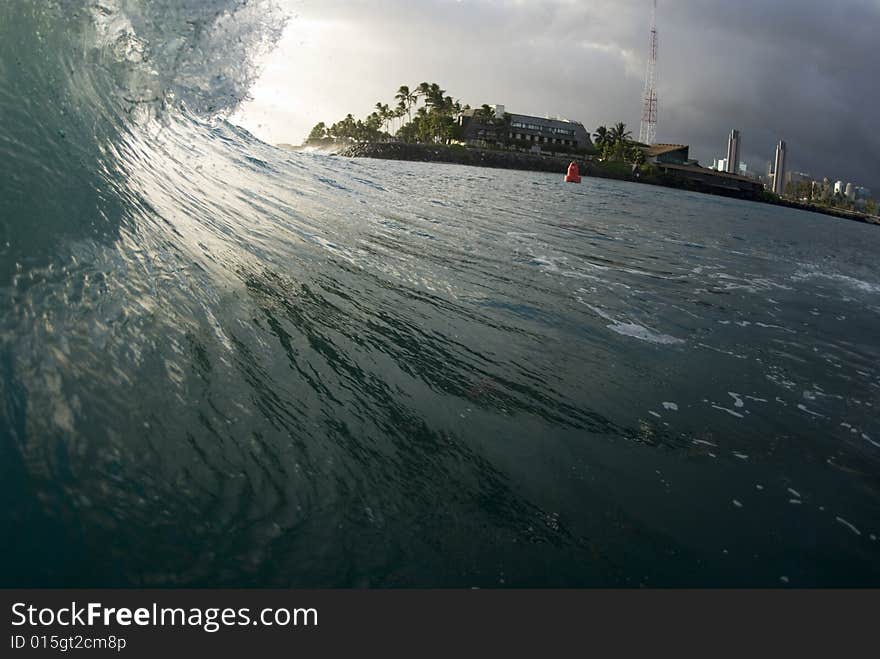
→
(278, 0, 878, 189)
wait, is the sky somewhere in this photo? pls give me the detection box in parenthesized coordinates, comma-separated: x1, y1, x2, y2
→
(231, 0, 880, 191)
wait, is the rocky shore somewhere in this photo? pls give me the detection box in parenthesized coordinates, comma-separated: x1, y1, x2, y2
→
(337, 141, 591, 175)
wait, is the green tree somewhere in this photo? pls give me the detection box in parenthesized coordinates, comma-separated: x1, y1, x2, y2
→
(395, 85, 416, 124)
(375, 102, 391, 135)
(306, 122, 328, 143)
(476, 104, 496, 122)
(629, 145, 646, 166)
(610, 122, 632, 144)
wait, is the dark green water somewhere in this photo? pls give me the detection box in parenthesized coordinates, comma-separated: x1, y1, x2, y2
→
(3, 148, 879, 586)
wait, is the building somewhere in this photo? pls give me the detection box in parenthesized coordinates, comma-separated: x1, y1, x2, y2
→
(726, 129, 742, 174)
(834, 180, 845, 196)
(713, 158, 728, 172)
(653, 162, 764, 198)
(772, 140, 787, 195)
(643, 144, 692, 165)
(458, 106, 592, 152)
(855, 186, 872, 200)
(812, 179, 830, 200)
(638, 144, 763, 197)
(739, 162, 756, 179)
(845, 182, 856, 201)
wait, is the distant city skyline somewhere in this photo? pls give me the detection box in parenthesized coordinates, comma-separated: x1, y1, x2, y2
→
(232, 0, 880, 191)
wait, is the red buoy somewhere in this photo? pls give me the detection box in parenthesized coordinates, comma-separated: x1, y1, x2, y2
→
(564, 161, 582, 184)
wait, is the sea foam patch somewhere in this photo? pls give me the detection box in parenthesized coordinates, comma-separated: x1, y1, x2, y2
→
(607, 322, 685, 345)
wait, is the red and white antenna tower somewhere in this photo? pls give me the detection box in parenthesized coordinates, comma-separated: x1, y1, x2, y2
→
(639, 0, 659, 145)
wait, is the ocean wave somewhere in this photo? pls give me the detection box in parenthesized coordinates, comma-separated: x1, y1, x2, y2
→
(2, 3, 879, 587)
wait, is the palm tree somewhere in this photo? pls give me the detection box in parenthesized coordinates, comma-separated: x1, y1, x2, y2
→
(610, 122, 632, 144)
(306, 122, 328, 143)
(414, 82, 443, 110)
(415, 81, 431, 103)
(593, 125, 610, 148)
(477, 104, 496, 122)
(395, 85, 416, 124)
(375, 102, 392, 136)
(393, 106, 406, 135)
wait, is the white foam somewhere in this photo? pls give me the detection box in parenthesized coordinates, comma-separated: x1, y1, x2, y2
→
(793, 269, 880, 294)
(606, 322, 685, 345)
(697, 343, 748, 360)
(836, 517, 862, 536)
(797, 404, 826, 418)
(788, 488, 802, 499)
(766, 373, 797, 390)
(728, 392, 745, 408)
(662, 402, 679, 411)
(533, 256, 561, 272)
(733, 500, 743, 508)
(712, 405, 744, 419)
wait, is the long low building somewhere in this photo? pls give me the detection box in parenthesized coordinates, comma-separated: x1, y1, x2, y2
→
(658, 162, 766, 197)
(639, 144, 764, 198)
(458, 105, 593, 152)
(642, 143, 694, 165)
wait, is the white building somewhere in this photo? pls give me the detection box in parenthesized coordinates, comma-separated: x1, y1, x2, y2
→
(834, 180, 845, 196)
(845, 183, 856, 201)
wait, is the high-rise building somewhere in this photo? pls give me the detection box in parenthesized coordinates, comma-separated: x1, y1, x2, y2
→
(845, 183, 856, 201)
(834, 180, 845, 196)
(772, 141, 787, 195)
(726, 130, 741, 174)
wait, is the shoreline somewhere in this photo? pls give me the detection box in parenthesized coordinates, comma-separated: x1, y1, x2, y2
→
(327, 142, 880, 227)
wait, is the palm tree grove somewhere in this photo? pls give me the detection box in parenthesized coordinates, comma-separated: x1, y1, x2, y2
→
(304, 82, 647, 168)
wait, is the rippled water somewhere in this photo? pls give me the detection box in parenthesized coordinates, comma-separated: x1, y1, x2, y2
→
(2, 2, 879, 587)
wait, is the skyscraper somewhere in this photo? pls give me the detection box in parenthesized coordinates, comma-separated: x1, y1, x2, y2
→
(772, 141, 787, 195)
(726, 130, 741, 174)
